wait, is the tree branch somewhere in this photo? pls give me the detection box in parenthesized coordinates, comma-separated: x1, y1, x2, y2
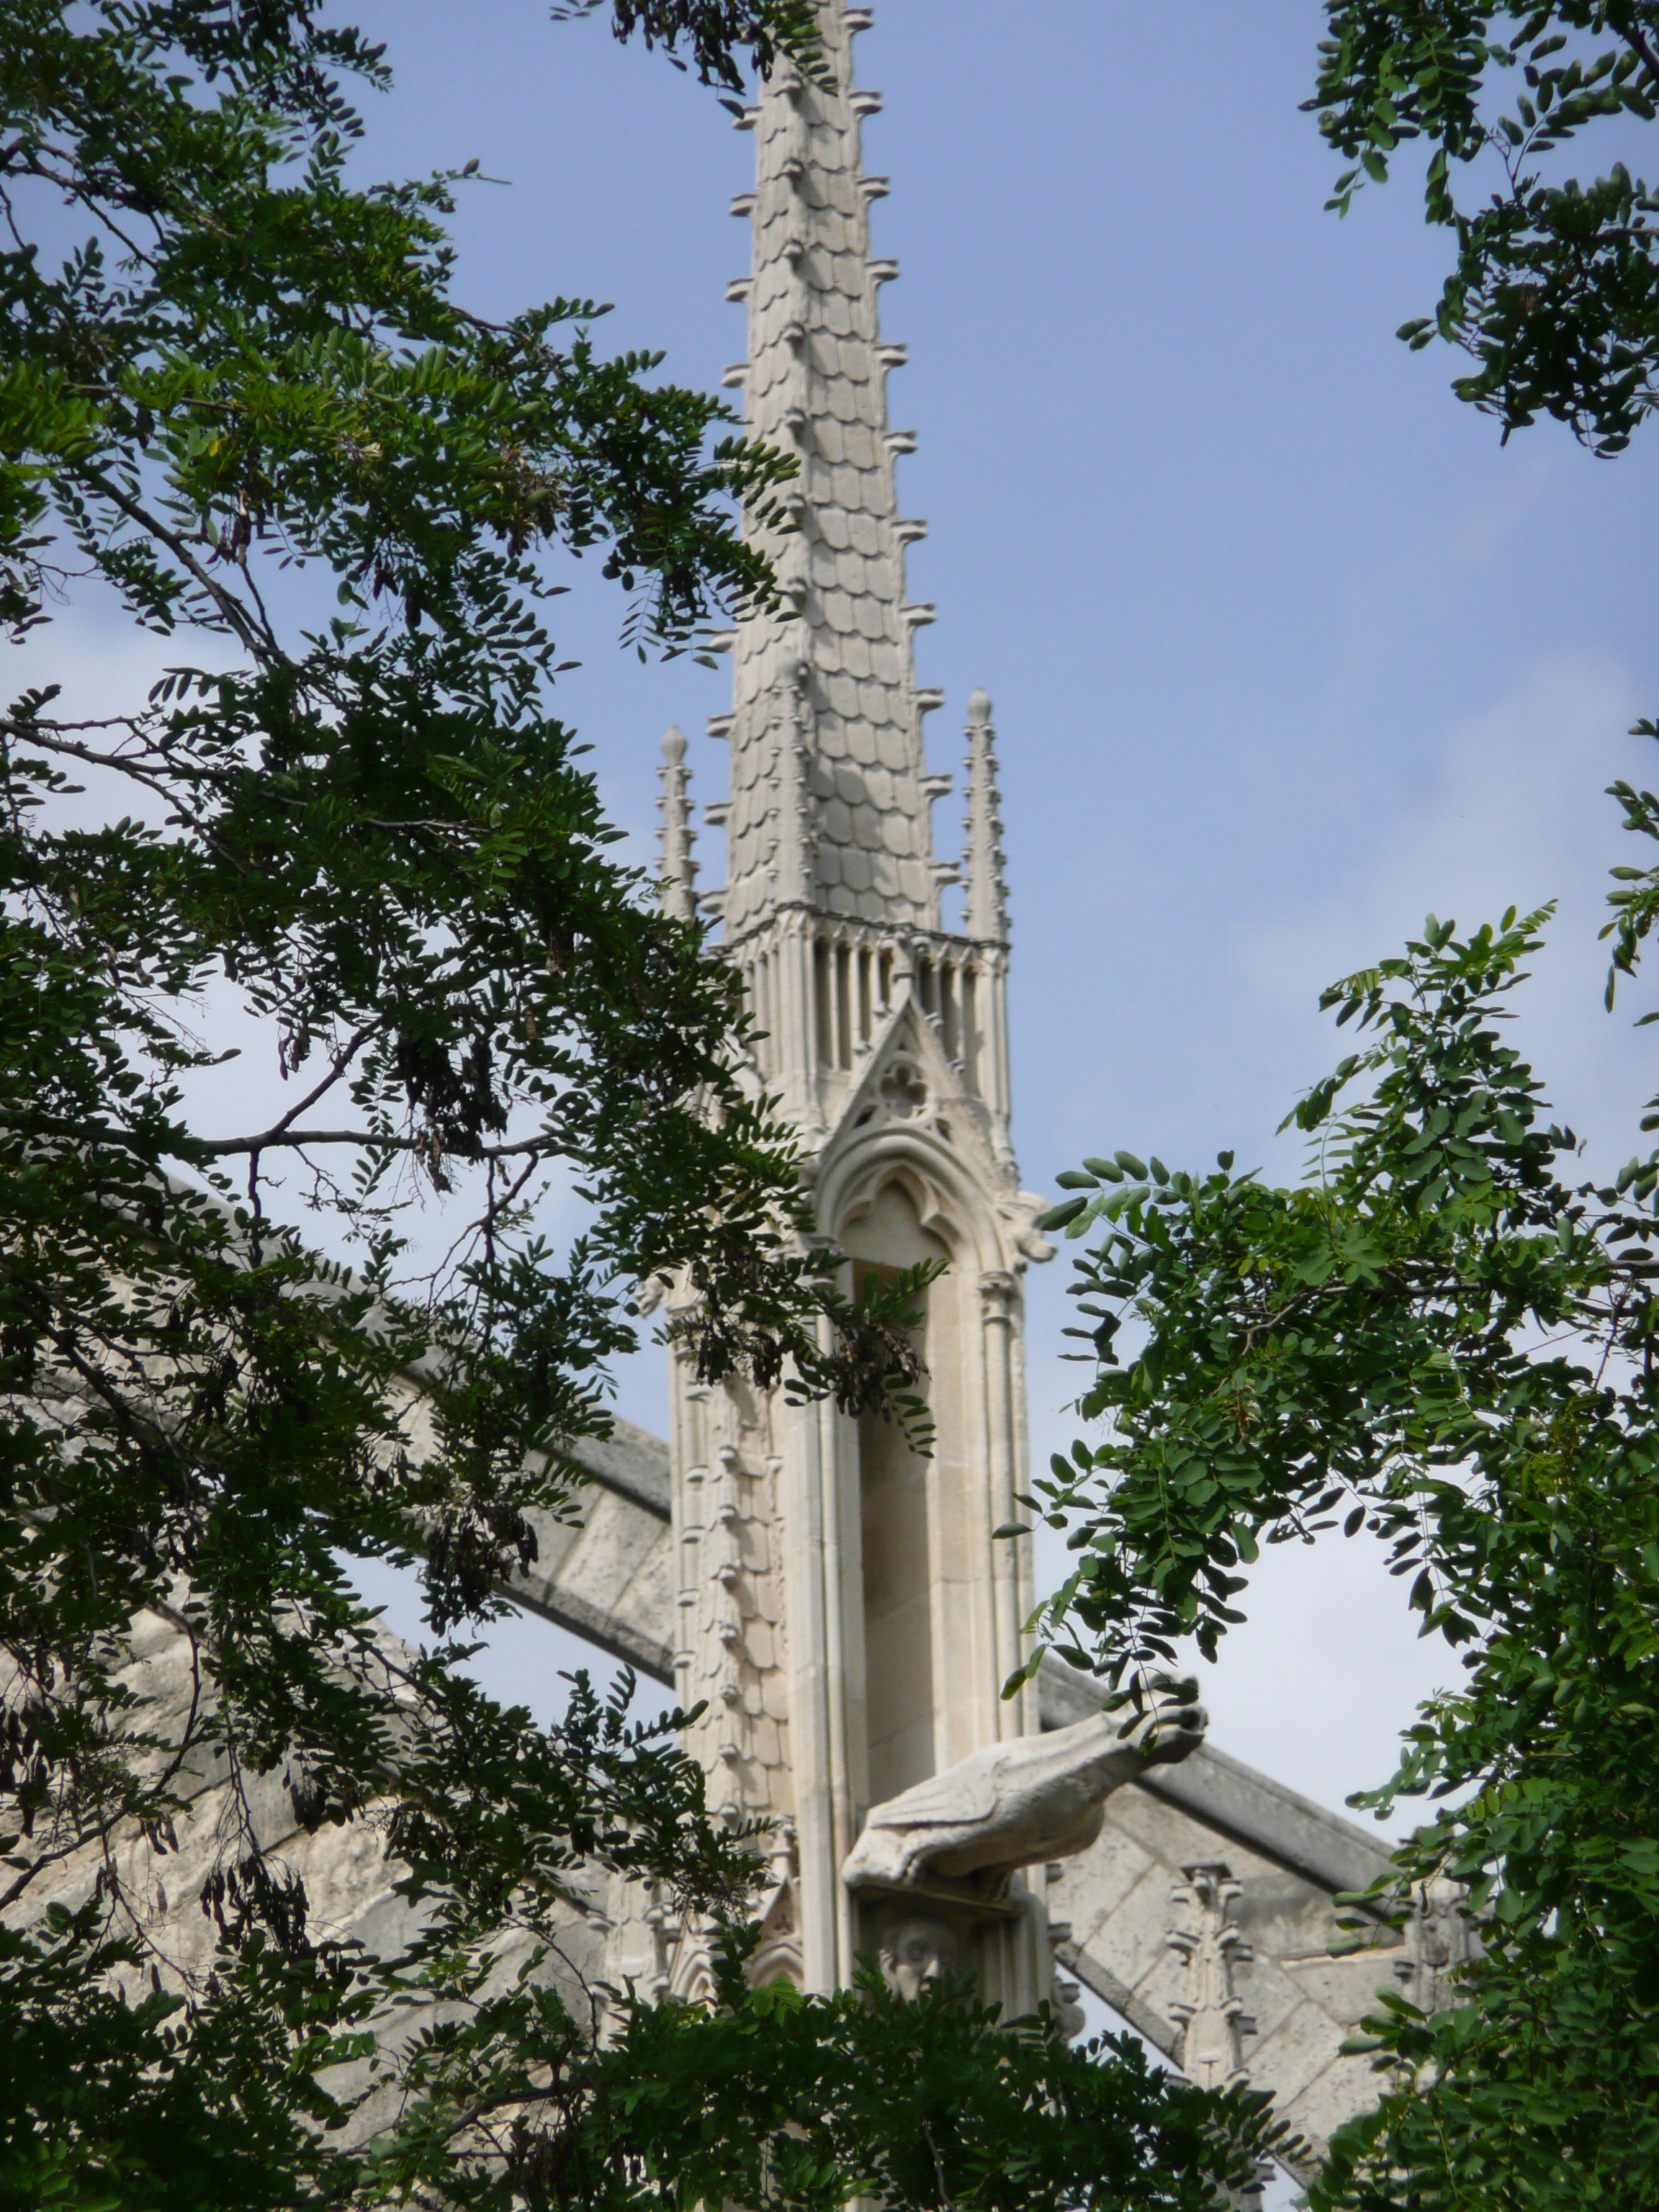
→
(76, 467, 278, 663)
(1609, 4, 1659, 92)
(254, 1022, 383, 1144)
(203, 1128, 551, 1162)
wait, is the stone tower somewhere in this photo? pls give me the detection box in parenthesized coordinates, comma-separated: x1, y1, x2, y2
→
(617, 0, 1064, 2015)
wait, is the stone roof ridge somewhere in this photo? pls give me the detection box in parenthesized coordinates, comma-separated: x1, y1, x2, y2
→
(715, 0, 945, 943)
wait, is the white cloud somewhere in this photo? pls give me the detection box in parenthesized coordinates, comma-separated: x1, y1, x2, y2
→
(1199, 652, 1659, 1817)
(1030, 652, 1659, 1827)
(1235, 648, 1655, 1177)
(6, 598, 234, 719)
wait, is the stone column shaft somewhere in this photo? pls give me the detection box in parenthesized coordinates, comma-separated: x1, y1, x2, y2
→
(980, 1270, 1021, 1737)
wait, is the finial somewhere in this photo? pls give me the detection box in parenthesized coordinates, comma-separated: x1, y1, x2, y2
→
(657, 725, 698, 922)
(963, 691, 1009, 945)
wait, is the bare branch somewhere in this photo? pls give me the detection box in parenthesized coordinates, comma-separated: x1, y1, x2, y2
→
(76, 468, 279, 664)
(202, 1128, 552, 1163)
(253, 1022, 385, 1145)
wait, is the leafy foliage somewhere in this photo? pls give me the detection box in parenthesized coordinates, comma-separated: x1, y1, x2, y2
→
(1028, 903, 1659, 2206)
(1311, 2, 1659, 451)
(552, 0, 824, 93)
(1308, 4, 1659, 1202)
(372, 1940, 1295, 2212)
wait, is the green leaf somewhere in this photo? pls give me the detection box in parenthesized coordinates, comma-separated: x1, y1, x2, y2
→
(1038, 1195, 1089, 1231)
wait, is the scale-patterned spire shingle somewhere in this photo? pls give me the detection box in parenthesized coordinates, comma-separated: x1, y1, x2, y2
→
(718, 1, 942, 942)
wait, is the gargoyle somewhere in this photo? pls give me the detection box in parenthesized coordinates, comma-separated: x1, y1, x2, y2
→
(842, 1676, 1206, 1891)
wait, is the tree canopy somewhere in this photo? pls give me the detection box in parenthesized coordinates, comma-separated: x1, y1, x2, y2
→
(1030, 903, 1659, 2206)
(1311, 1, 1659, 454)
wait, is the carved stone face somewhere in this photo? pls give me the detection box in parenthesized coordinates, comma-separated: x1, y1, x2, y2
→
(877, 1913, 958, 2003)
(1123, 1673, 1208, 1765)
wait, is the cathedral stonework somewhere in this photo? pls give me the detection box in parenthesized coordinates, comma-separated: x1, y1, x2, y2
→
(10, 9, 1458, 2179)
(619, 0, 1192, 2023)
(570, 12, 1468, 2159)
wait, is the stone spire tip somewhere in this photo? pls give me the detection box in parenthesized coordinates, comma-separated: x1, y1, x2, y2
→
(714, 0, 943, 939)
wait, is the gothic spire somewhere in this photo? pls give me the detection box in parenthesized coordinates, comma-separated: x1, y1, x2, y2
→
(716, 0, 943, 942)
(961, 688, 1010, 945)
(657, 724, 698, 922)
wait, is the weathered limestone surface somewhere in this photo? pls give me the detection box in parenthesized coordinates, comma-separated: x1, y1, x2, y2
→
(4, 1633, 608, 2159)
(721, 2, 939, 938)
(1038, 1661, 1401, 2161)
(843, 1677, 1207, 1887)
(631, 4, 1416, 2149)
(5, 1426, 651, 2037)
(511, 1413, 675, 1681)
(633, 0, 1058, 2015)
(666, 1388, 796, 1825)
(14, 4, 1421, 2177)
(4, 1606, 425, 1982)
(11, 1420, 1409, 2163)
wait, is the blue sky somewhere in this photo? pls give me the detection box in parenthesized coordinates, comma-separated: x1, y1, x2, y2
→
(39, 2, 1659, 1830)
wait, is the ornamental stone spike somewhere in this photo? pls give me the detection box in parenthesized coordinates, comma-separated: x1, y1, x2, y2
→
(657, 724, 698, 922)
(772, 659, 815, 907)
(962, 688, 1010, 945)
(719, 0, 940, 942)
(1166, 1861, 1256, 2092)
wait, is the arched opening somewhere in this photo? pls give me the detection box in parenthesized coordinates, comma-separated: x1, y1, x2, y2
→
(842, 1178, 949, 1805)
